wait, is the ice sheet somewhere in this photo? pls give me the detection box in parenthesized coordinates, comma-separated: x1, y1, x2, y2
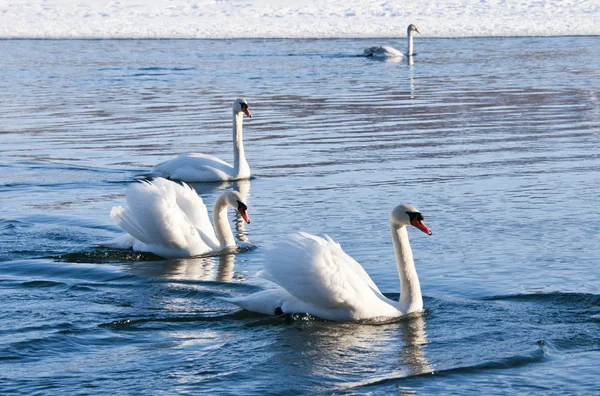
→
(0, 0, 598, 38)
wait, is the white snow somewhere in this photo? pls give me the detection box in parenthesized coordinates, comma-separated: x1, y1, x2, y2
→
(0, 0, 598, 39)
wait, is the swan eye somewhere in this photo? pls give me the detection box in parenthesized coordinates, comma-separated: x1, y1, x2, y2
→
(406, 211, 424, 221)
(237, 200, 247, 212)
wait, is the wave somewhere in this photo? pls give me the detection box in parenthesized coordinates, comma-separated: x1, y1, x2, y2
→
(349, 341, 548, 392)
(0, 259, 138, 284)
(57, 249, 163, 263)
(482, 291, 600, 308)
(0, 219, 33, 231)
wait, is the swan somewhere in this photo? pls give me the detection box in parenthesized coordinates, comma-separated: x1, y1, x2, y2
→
(364, 24, 420, 58)
(225, 204, 432, 321)
(105, 178, 250, 259)
(149, 98, 252, 182)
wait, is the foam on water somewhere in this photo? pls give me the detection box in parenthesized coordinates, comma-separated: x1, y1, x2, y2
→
(0, 0, 598, 39)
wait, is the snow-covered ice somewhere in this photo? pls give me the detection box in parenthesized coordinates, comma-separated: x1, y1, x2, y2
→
(0, 0, 598, 39)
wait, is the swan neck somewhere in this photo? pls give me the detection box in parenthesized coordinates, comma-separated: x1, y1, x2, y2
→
(391, 223, 423, 313)
(213, 194, 236, 249)
(233, 111, 248, 178)
(407, 32, 414, 56)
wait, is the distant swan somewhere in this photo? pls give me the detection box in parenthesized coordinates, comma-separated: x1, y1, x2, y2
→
(106, 178, 250, 258)
(364, 24, 420, 58)
(149, 98, 252, 182)
(226, 204, 432, 321)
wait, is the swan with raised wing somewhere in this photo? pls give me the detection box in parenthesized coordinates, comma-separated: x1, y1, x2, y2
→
(225, 204, 431, 321)
(149, 98, 252, 182)
(364, 24, 420, 58)
(105, 178, 250, 258)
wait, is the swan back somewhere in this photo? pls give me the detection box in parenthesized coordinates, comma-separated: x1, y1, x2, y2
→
(259, 233, 390, 319)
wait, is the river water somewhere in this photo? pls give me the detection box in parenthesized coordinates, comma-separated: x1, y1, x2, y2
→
(1, 37, 599, 394)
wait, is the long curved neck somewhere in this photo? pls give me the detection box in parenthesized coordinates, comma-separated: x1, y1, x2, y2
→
(407, 31, 414, 56)
(213, 194, 236, 249)
(232, 111, 249, 178)
(391, 223, 423, 313)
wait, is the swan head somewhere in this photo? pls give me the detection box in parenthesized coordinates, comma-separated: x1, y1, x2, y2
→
(224, 190, 250, 223)
(407, 24, 420, 35)
(391, 204, 431, 235)
(233, 98, 252, 118)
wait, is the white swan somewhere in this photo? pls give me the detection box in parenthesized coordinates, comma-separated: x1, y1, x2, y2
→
(364, 24, 420, 58)
(149, 98, 252, 182)
(105, 178, 250, 259)
(226, 204, 432, 322)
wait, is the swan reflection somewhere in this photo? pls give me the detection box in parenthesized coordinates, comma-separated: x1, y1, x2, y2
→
(399, 314, 433, 376)
(123, 253, 239, 282)
(409, 56, 416, 100)
(216, 253, 236, 282)
(268, 313, 432, 387)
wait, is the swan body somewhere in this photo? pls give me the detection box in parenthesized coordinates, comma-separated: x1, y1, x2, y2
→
(226, 204, 431, 321)
(364, 24, 420, 58)
(105, 178, 250, 259)
(149, 98, 252, 182)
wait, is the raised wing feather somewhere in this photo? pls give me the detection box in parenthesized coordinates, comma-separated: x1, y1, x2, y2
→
(322, 235, 381, 294)
(262, 233, 382, 312)
(110, 179, 212, 256)
(150, 178, 218, 248)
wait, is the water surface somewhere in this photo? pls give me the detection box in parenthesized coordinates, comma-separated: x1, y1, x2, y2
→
(1, 37, 600, 394)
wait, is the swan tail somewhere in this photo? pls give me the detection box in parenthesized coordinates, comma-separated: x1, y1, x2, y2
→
(99, 233, 137, 249)
(110, 206, 148, 245)
(221, 289, 295, 316)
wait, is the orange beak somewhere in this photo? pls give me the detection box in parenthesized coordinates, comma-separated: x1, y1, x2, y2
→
(411, 218, 432, 235)
(239, 210, 250, 224)
(243, 107, 252, 118)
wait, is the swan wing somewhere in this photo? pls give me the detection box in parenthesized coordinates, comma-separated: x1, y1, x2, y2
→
(262, 232, 382, 312)
(151, 153, 236, 182)
(364, 46, 404, 58)
(322, 235, 381, 294)
(110, 179, 212, 257)
(149, 178, 219, 248)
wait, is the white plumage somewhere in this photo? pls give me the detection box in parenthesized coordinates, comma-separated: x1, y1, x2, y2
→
(364, 24, 420, 58)
(226, 204, 432, 321)
(149, 98, 252, 182)
(105, 178, 250, 258)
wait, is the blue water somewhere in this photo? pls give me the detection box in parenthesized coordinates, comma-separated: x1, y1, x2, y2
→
(1, 36, 600, 394)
